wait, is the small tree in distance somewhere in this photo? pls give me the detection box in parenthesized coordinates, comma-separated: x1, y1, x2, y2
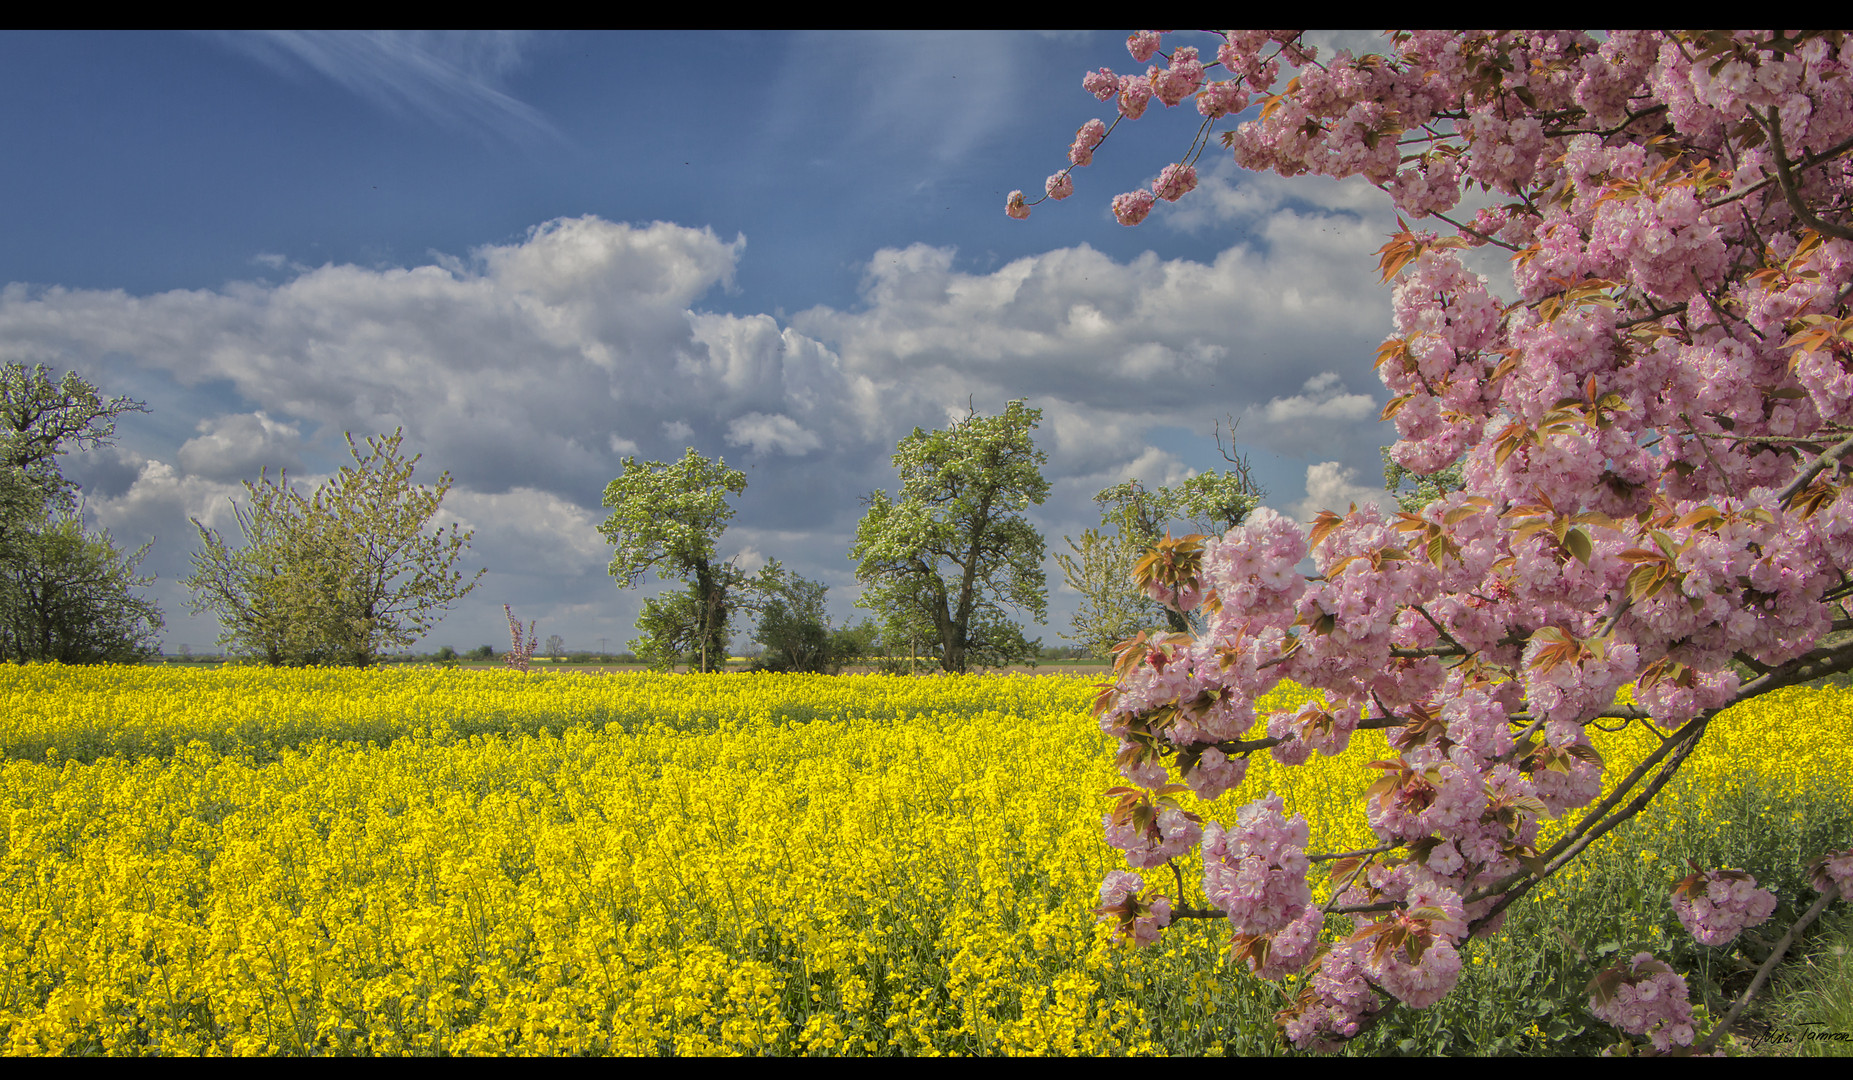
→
(1064, 423, 1266, 653)
(186, 429, 483, 667)
(504, 604, 537, 673)
(600, 448, 750, 673)
(851, 399, 1050, 673)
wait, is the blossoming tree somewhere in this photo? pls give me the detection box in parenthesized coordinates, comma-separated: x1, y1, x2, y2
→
(1016, 30, 1853, 1054)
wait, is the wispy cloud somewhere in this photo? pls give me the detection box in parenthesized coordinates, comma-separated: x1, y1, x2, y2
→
(208, 31, 563, 145)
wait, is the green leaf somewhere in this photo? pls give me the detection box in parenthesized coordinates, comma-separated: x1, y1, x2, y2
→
(1564, 527, 1592, 565)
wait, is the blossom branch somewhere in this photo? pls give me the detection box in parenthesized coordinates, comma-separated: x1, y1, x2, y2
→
(1775, 431, 1853, 507)
(1756, 106, 1853, 242)
(1467, 717, 1711, 929)
(1690, 883, 1841, 1056)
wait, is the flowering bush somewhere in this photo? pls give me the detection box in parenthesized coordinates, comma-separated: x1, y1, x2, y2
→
(504, 604, 537, 673)
(1017, 30, 1853, 1053)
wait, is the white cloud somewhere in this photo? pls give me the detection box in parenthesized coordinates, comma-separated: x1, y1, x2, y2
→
(177, 411, 305, 480)
(732, 545, 767, 573)
(85, 458, 248, 536)
(725, 412, 823, 457)
(661, 420, 693, 442)
(1292, 461, 1391, 523)
(439, 486, 609, 576)
(790, 230, 1390, 464)
(1260, 371, 1377, 424)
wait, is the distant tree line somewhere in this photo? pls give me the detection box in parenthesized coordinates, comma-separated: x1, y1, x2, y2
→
(0, 365, 1266, 674)
(602, 401, 1264, 674)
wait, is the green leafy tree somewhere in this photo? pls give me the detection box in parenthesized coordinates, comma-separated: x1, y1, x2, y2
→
(599, 448, 750, 673)
(0, 363, 150, 515)
(0, 511, 163, 664)
(185, 429, 483, 667)
(850, 399, 1049, 673)
(1382, 445, 1466, 513)
(749, 563, 869, 674)
(0, 364, 161, 664)
(1063, 424, 1265, 647)
(1056, 524, 1161, 659)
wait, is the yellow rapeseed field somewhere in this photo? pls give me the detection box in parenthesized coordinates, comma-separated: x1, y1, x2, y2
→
(1, 666, 1848, 1055)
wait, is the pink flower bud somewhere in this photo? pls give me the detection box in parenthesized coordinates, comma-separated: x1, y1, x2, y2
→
(1045, 172, 1074, 200)
(1005, 191, 1030, 220)
(1127, 31, 1161, 64)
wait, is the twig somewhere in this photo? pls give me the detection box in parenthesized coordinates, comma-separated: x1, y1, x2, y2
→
(1756, 106, 1853, 242)
(1690, 884, 1841, 1056)
(1775, 432, 1853, 507)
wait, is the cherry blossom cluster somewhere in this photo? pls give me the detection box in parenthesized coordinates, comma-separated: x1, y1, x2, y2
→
(1037, 30, 1853, 1050)
(1810, 847, 1853, 898)
(1096, 869, 1173, 946)
(1201, 793, 1312, 936)
(1670, 867, 1779, 946)
(1276, 941, 1383, 1052)
(1587, 953, 1697, 1053)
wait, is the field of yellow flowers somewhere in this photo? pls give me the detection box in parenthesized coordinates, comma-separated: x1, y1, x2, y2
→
(1, 666, 1849, 1055)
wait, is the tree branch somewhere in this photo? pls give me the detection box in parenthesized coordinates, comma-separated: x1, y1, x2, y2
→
(1690, 883, 1842, 1056)
(1775, 431, 1853, 507)
(1756, 106, 1853, 242)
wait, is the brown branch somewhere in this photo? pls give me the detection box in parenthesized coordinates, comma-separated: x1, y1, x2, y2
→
(1389, 645, 1467, 659)
(1775, 431, 1853, 507)
(1616, 302, 1688, 330)
(1730, 637, 1853, 697)
(1705, 133, 1853, 211)
(1756, 106, 1853, 241)
(1206, 713, 1406, 756)
(1690, 883, 1842, 1056)
(1467, 715, 1710, 925)
(1411, 604, 1467, 654)
(1310, 843, 1401, 863)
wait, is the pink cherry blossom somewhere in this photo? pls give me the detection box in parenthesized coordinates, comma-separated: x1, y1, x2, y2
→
(1671, 868, 1779, 946)
(1112, 189, 1156, 226)
(1018, 29, 1853, 1052)
(1152, 163, 1198, 202)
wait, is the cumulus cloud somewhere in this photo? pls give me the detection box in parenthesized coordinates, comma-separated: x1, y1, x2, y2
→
(791, 226, 1387, 452)
(1260, 372, 1377, 424)
(1, 209, 1403, 653)
(85, 458, 248, 536)
(439, 486, 610, 577)
(725, 412, 823, 457)
(1292, 461, 1391, 523)
(177, 411, 305, 480)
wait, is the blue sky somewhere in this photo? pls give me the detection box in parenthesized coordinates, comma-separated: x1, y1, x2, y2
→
(0, 30, 1422, 657)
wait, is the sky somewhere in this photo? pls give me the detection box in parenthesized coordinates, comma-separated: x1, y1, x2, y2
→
(0, 30, 1446, 658)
